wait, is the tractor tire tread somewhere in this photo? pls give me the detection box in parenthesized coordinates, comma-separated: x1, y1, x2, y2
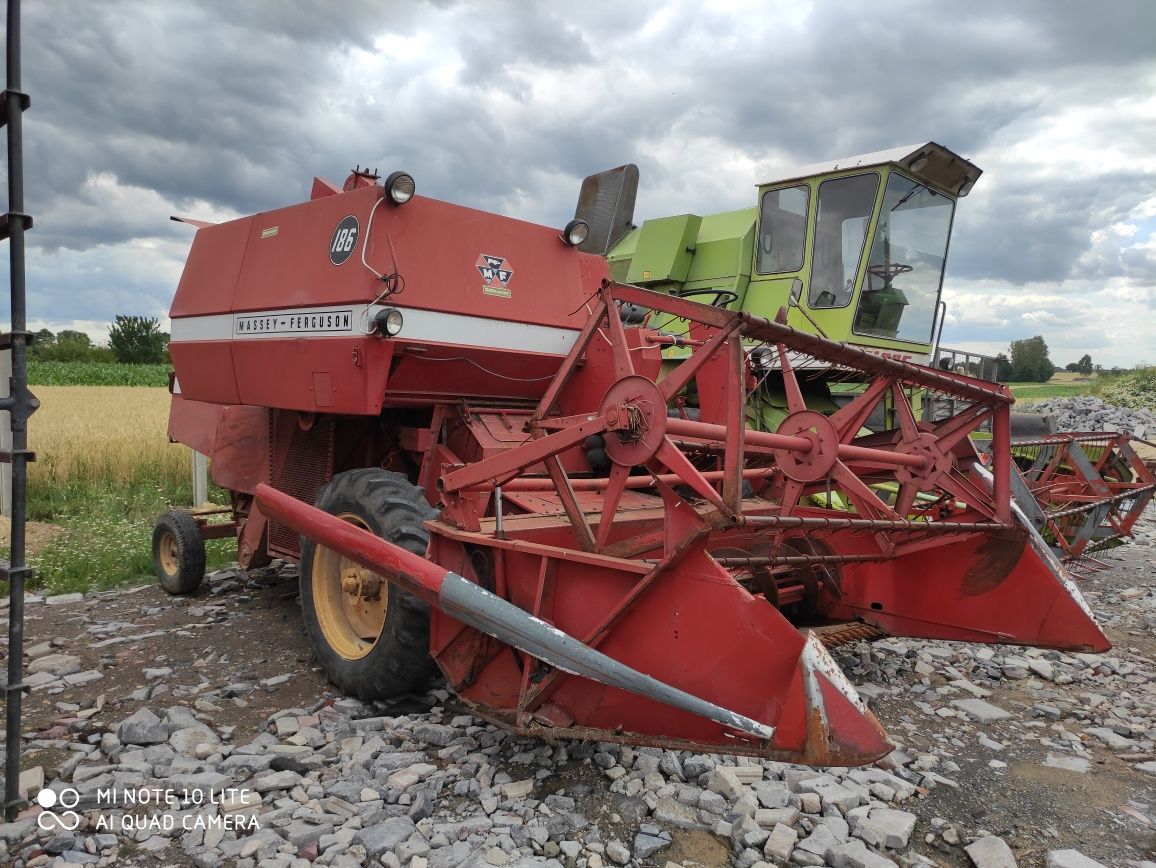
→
(152, 510, 207, 596)
(300, 468, 439, 701)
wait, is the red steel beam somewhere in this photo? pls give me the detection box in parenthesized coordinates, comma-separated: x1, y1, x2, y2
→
(441, 415, 609, 493)
(609, 283, 1015, 406)
(665, 417, 930, 472)
(741, 514, 1012, 533)
(496, 466, 778, 493)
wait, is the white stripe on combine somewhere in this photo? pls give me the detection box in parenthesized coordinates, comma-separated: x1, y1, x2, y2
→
(170, 303, 581, 356)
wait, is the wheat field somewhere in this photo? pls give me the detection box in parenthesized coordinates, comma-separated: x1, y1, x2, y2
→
(27, 386, 189, 491)
(13, 386, 219, 592)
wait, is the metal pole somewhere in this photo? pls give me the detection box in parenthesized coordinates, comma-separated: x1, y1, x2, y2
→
(4, 0, 34, 821)
(192, 450, 208, 506)
(931, 299, 947, 364)
(992, 405, 1011, 524)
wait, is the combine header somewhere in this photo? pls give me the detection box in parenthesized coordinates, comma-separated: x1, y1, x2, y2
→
(1010, 432, 1155, 571)
(158, 148, 1112, 766)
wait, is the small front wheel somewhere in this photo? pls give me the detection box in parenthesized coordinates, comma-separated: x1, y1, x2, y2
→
(152, 510, 206, 595)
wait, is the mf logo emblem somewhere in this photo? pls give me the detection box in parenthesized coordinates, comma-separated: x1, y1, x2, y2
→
(476, 254, 513, 287)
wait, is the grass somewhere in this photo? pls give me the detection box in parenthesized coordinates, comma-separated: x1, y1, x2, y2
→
(1010, 367, 1156, 409)
(14, 386, 234, 594)
(1009, 382, 1095, 402)
(29, 361, 170, 387)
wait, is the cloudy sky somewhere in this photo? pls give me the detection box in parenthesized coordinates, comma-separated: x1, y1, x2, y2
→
(8, 0, 1156, 367)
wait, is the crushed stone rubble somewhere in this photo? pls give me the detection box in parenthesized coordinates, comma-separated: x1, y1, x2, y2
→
(0, 517, 1154, 867)
(1028, 396, 1155, 439)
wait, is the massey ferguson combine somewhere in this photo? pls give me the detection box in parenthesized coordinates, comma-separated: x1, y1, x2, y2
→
(156, 144, 1121, 766)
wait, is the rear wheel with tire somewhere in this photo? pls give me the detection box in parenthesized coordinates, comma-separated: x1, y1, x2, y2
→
(152, 510, 207, 595)
(300, 468, 438, 700)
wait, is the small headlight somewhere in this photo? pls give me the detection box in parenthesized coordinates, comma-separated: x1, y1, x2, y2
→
(384, 171, 415, 205)
(374, 307, 404, 336)
(561, 218, 589, 247)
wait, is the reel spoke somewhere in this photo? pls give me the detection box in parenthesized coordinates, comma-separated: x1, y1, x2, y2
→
(889, 382, 921, 443)
(777, 343, 807, 415)
(595, 463, 631, 551)
(655, 437, 729, 512)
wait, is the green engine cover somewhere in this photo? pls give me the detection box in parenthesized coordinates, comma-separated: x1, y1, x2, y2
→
(626, 214, 702, 284)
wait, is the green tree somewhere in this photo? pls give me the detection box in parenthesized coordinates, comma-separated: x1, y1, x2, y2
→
(1076, 353, 1093, 375)
(29, 328, 55, 360)
(28, 328, 116, 362)
(108, 315, 169, 364)
(994, 353, 1013, 382)
(1008, 336, 1055, 383)
(46, 330, 110, 362)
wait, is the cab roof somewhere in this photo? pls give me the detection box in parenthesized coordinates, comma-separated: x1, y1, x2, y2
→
(758, 142, 982, 197)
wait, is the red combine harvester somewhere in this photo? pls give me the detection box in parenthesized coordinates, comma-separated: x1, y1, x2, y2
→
(156, 167, 1109, 766)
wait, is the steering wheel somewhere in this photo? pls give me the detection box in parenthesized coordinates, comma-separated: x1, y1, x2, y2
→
(866, 262, 913, 282)
(675, 288, 739, 308)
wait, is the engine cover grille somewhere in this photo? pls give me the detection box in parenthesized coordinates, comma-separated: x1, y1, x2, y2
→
(267, 412, 334, 560)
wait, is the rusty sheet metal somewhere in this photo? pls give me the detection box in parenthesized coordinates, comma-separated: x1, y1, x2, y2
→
(959, 528, 1026, 597)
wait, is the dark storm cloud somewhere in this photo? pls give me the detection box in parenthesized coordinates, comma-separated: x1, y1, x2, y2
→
(9, 0, 1156, 345)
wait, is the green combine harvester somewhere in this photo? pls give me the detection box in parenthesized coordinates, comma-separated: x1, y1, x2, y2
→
(580, 142, 980, 431)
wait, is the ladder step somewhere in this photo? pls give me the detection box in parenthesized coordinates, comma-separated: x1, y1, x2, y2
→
(0, 89, 30, 129)
(0, 329, 35, 350)
(0, 212, 33, 242)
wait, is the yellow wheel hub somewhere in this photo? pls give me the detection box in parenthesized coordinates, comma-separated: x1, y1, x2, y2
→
(312, 513, 389, 660)
(157, 529, 180, 576)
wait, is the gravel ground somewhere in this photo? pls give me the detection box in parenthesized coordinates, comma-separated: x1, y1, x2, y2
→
(0, 510, 1153, 868)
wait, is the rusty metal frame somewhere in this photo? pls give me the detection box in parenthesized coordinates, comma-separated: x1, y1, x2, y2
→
(448, 282, 1017, 552)
(431, 282, 1027, 733)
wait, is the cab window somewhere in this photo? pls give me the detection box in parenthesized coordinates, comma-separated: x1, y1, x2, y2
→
(807, 173, 879, 308)
(853, 173, 956, 342)
(756, 184, 809, 274)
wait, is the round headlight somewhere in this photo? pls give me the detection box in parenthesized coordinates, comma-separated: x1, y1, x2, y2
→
(384, 171, 415, 205)
(374, 307, 404, 336)
(561, 218, 589, 247)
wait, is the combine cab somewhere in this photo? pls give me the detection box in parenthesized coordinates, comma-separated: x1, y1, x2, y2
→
(603, 143, 975, 374)
(156, 150, 1114, 766)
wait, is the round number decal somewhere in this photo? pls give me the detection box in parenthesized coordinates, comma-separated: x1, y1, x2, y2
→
(328, 215, 359, 265)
